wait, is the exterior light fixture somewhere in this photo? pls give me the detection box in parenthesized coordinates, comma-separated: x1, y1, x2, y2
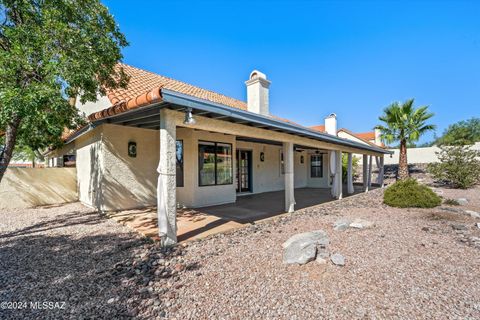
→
(183, 107, 196, 125)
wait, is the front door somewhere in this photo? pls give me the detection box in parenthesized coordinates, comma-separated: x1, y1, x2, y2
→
(236, 150, 252, 192)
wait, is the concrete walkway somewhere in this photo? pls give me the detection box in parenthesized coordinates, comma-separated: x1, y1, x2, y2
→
(109, 186, 367, 242)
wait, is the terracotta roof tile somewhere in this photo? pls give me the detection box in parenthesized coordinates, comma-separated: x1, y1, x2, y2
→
(107, 64, 247, 111)
(355, 131, 375, 141)
(309, 125, 325, 132)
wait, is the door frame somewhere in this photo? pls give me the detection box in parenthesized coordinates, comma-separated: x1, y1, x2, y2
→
(236, 149, 253, 193)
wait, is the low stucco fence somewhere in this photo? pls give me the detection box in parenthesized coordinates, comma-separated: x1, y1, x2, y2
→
(0, 168, 78, 209)
(384, 142, 480, 165)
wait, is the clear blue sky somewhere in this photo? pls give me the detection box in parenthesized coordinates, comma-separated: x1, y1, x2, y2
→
(103, 0, 479, 144)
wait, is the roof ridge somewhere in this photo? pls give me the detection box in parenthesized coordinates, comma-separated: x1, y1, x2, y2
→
(118, 63, 246, 106)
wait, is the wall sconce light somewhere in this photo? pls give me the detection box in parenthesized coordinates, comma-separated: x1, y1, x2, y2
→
(260, 152, 265, 162)
(300, 155, 304, 164)
(183, 107, 196, 125)
(128, 141, 137, 158)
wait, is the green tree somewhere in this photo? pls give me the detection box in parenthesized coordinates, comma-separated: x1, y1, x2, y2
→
(435, 117, 480, 146)
(375, 99, 435, 180)
(0, 0, 129, 183)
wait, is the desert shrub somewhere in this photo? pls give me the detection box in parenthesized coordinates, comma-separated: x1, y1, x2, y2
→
(443, 199, 460, 206)
(427, 145, 480, 189)
(383, 179, 441, 208)
(342, 154, 359, 183)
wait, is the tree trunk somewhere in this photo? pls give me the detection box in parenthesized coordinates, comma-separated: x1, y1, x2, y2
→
(0, 116, 21, 183)
(398, 139, 409, 180)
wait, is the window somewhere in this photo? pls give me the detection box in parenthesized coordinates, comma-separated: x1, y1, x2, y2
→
(176, 140, 184, 187)
(311, 154, 323, 178)
(198, 141, 233, 186)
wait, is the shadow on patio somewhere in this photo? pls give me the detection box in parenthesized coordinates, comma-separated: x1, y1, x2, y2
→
(108, 186, 369, 243)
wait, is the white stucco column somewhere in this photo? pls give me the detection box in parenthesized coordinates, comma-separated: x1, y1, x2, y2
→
(368, 155, 373, 189)
(283, 142, 295, 213)
(347, 153, 354, 194)
(157, 109, 177, 246)
(329, 151, 336, 198)
(336, 150, 343, 199)
(363, 154, 369, 192)
(376, 156, 385, 187)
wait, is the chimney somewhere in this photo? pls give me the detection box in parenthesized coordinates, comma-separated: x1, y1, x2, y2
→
(374, 128, 382, 146)
(245, 70, 271, 115)
(324, 113, 337, 136)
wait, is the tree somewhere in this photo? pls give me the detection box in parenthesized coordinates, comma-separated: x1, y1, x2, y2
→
(0, 0, 129, 183)
(435, 117, 480, 146)
(375, 99, 435, 180)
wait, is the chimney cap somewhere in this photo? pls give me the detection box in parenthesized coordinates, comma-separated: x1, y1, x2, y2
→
(325, 113, 337, 119)
(249, 70, 267, 80)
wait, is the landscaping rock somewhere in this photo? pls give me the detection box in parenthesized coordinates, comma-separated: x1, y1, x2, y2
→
(452, 224, 468, 231)
(349, 218, 374, 229)
(457, 198, 469, 205)
(330, 253, 345, 266)
(476, 223, 480, 229)
(465, 210, 480, 219)
(283, 230, 329, 265)
(333, 218, 351, 231)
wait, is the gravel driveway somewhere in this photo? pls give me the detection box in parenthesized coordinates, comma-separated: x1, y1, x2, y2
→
(1, 187, 479, 319)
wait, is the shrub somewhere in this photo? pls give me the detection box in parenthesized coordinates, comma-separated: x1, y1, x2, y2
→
(427, 145, 480, 189)
(383, 179, 441, 208)
(342, 154, 359, 183)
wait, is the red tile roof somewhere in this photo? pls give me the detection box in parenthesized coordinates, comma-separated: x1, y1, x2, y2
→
(89, 64, 248, 121)
(355, 131, 375, 141)
(309, 125, 325, 132)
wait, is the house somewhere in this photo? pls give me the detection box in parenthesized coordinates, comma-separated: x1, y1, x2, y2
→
(49, 64, 390, 246)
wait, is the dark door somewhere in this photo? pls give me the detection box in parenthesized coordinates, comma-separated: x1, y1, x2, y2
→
(236, 150, 252, 192)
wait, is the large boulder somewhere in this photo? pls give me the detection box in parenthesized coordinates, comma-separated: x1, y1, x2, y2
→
(283, 230, 329, 265)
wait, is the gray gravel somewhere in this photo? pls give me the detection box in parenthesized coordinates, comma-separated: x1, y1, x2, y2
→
(1, 185, 480, 319)
(0, 203, 186, 319)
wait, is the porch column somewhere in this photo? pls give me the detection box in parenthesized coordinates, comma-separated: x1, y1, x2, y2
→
(335, 150, 343, 199)
(347, 153, 354, 194)
(376, 156, 385, 187)
(283, 141, 295, 213)
(329, 151, 336, 198)
(157, 109, 177, 246)
(363, 154, 369, 192)
(368, 155, 373, 189)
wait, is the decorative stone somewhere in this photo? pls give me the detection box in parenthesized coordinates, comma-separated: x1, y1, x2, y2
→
(476, 223, 480, 229)
(465, 210, 480, 219)
(452, 224, 468, 231)
(333, 218, 351, 231)
(315, 256, 328, 264)
(457, 198, 468, 206)
(283, 230, 329, 265)
(349, 218, 374, 229)
(330, 253, 345, 266)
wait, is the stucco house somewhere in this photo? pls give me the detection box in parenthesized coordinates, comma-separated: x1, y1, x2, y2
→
(50, 64, 390, 245)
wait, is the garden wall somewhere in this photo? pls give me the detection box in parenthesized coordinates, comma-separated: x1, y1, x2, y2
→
(0, 168, 78, 209)
(384, 142, 480, 165)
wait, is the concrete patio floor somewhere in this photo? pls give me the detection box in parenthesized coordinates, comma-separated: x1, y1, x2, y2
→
(108, 186, 368, 242)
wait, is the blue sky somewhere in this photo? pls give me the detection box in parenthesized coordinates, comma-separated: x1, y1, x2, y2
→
(103, 0, 479, 144)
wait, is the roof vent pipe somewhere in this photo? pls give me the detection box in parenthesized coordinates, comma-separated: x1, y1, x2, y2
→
(324, 113, 337, 136)
(245, 70, 271, 115)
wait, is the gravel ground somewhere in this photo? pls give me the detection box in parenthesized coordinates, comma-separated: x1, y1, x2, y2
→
(1, 186, 479, 319)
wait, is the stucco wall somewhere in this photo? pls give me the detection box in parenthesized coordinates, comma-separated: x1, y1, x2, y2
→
(0, 168, 77, 209)
(384, 142, 480, 165)
(100, 124, 160, 211)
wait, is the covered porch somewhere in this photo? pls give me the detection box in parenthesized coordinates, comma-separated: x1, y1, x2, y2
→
(109, 185, 372, 242)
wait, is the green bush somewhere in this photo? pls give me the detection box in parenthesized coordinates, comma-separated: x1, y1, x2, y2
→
(383, 179, 441, 208)
(427, 145, 480, 189)
(342, 153, 359, 183)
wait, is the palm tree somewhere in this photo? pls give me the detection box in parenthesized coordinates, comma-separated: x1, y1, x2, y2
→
(376, 99, 435, 180)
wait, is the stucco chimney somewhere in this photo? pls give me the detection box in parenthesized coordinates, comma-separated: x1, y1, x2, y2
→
(374, 128, 382, 146)
(245, 70, 271, 115)
(324, 113, 337, 136)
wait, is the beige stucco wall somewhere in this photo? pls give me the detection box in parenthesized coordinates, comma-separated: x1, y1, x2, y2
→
(0, 168, 78, 209)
